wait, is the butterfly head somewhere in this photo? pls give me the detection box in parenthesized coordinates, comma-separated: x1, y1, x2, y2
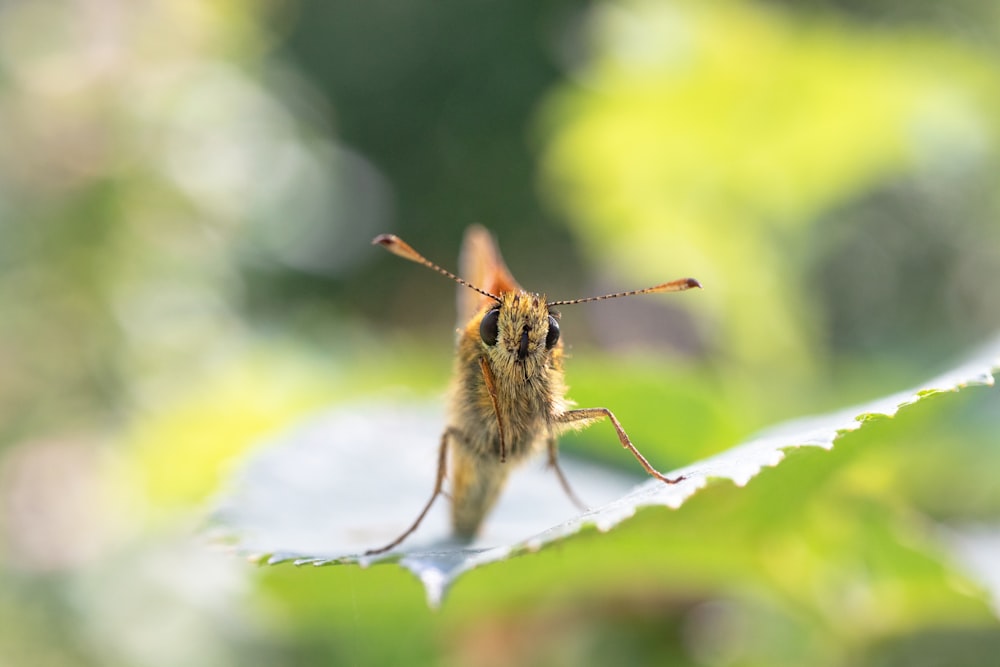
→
(474, 291, 560, 380)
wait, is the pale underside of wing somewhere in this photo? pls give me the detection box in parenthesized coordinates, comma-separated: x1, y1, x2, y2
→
(456, 225, 521, 327)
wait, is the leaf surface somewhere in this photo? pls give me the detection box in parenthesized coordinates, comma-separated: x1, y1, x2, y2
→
(212, 338, 1000, 606)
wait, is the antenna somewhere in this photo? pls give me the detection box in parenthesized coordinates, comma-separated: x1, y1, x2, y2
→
(372, 234, 502, 303)
(547, 277, 701, 307)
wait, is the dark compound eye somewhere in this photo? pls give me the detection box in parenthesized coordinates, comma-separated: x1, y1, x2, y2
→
(545, 314, 560, 349)
(480, 308, 500, 346)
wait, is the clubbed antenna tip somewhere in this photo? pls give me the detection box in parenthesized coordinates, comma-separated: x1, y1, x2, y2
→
(547, 276, 702, 307)
(372, 233, 501, 303)
(372, 234, 418, 261)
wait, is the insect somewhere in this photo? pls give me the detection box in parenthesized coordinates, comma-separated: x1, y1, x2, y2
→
(366, 226, 700, 554)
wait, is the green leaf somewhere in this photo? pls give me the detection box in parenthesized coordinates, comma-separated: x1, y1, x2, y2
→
(212, 337, 999, 607)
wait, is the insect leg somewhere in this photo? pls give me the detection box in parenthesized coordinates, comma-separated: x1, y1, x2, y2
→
(364, 427, 455, 555)
(556, 408, 685, 484)
(546, 436, 588, 511)
(478, 356, 507, 463)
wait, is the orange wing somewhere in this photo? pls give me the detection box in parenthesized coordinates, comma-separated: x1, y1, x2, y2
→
(456, 225, 521, 326)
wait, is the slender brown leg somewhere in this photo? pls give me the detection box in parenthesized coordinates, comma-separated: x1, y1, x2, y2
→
(546, 436, 588, 511)
(364, 428, 455, 555)
(556, 408, 685, 484)
(479, 356, 506, 462)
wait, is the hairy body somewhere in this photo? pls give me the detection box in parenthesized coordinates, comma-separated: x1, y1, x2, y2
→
(365, 226, 699, 554)
(449, 289, 573, 536)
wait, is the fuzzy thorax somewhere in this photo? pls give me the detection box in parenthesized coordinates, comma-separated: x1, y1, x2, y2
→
(445, 290, 571, 536)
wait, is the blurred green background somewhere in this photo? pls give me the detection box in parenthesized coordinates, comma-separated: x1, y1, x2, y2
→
(2, 0, 1000, 665)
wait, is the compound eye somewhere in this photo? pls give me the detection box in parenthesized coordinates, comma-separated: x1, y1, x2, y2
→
(480, 308, 500, 346)
(545, 314, 560, 349)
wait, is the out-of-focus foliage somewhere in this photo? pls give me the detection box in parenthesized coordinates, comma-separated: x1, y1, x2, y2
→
(0, 0, 998, 665)
(539, 0, 1000, 379)
(0, 1, 358, 665)
(0, 0, 355, 442)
